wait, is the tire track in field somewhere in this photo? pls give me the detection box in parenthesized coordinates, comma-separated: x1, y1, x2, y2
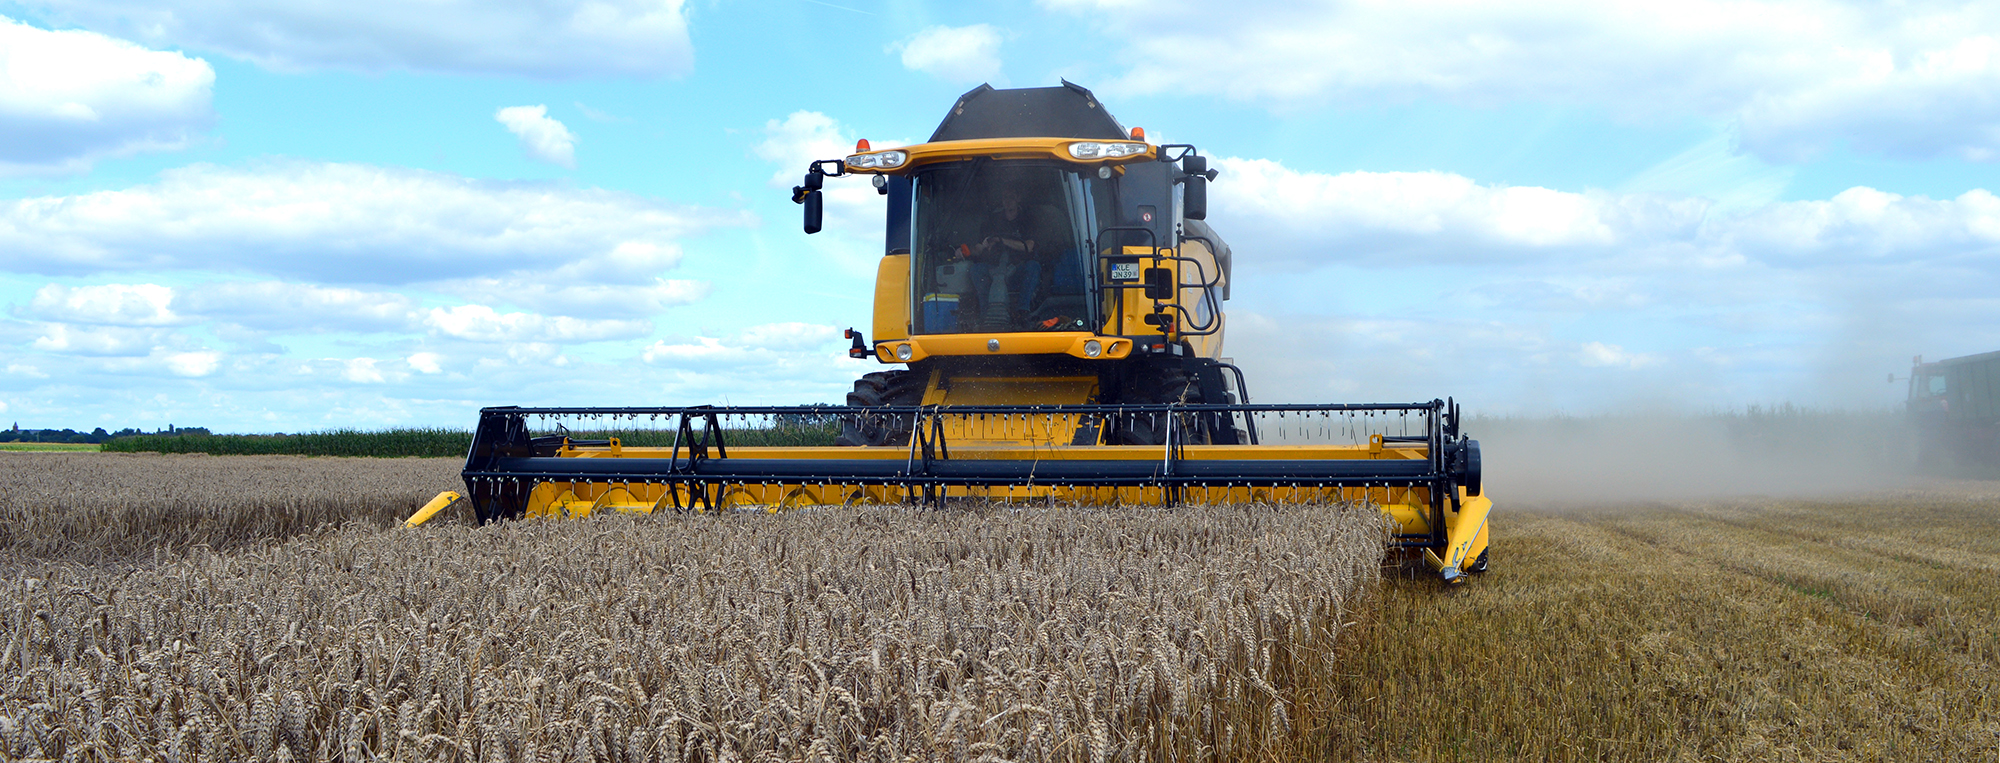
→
(1572, 503, 2000, 690)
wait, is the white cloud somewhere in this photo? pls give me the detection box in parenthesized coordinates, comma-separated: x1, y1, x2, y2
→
(434, 240, 710, 317)
(0, 16, 213, 174)
(164, 351, 219, 377)
(1209, 156, 2000, 273)
(0, 161, 752, 285)
(341, 357, 385, 383)
(1719, 187, 2000, 264)
(753, 111, 902, 271)
(173, 281, 421, 332)
(502, 342, 569, 366)
(1210, 157, 1708, 266)
(1047, 0, 2000, 162)
(407, 352, 443, 374)
(638, 322, 840, 365)
(1198, 152, 2000, 411)
(641, 323, 847, 395)
(423, 304, 651, 343)
(30, 324, 165, 356)
(25, 283, 181, 326)
(495, 105, 577, 168)
(642, 336, 734, 364)
(22, 281, 433, 334)
(29, 0, 694, 78)
(754, 111, 871, 194)
(739, 322, 839, 351)
(894, 25, 1004, 85)
(440, 278, 709, 319)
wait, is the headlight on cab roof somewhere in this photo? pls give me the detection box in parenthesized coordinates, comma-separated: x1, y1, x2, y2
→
(1066, 141, 1148, 160)
(845, 150, 907, 170)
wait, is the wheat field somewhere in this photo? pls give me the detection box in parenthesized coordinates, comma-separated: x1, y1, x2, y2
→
(8, 452, 2000, 762)
(0, 453, 1383, 762)
(0, 452, 461, 560)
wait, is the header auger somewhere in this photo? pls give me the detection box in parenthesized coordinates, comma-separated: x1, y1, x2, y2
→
(413, 81, 1496, 582)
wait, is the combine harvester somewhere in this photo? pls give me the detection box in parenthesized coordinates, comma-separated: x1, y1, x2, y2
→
(1907, 351, 2000, 469)
(410, 83, 1494, 581)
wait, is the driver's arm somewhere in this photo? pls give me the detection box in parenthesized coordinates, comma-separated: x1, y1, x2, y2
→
(984, 215, 1036, 254)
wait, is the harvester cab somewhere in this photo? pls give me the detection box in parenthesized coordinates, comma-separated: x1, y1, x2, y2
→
(417, 82, 1495, 584)
(794, 82, 1244, 449)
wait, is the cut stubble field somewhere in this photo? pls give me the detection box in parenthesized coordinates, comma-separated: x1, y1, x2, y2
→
(1, 452, 1997, 761)
(1331, 483, 2000, 761)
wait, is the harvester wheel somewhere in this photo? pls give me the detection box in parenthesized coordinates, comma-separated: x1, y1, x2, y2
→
(1111, 364, 1203, 446)
(836, 370, 925, 446)
(1469, 548, 1490, 574)
(1226, 391, 1250, 444)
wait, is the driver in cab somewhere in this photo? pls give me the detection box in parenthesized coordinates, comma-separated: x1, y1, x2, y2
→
(960, 186, 1052, 326)
(976, 186, 1038, 260)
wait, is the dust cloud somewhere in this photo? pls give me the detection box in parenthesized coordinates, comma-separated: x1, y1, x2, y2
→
(1469, 409, 1922, 507)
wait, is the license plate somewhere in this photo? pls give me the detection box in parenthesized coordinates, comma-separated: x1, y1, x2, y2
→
(1110, 262, 1139, 281)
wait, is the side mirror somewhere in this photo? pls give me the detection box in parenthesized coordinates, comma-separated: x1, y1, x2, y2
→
(1143, 267, 1173, 300)
(794, 170, 824, 234)
(1181, 155, 1209, 221)
(803, 191, 823, 234)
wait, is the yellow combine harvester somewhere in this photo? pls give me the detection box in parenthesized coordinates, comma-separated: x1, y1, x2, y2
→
(411, 82, 1493, 582)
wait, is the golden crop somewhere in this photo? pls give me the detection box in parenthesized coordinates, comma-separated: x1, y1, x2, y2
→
(10, 452, 1995, 761)
(0, 452, 460, 560)
(0, 453, 1382, 762)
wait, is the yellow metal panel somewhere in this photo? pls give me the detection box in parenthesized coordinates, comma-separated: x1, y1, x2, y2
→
(510, 480, 1441, 515)
(918, 367, 946, 405)
(935, 377, 1096, 406)
(878, 333, 1132, 363)
(926, 376, 1098, 444)
(572, 442, 1427, 461)
(519, 429, 1478, 571)
(1441, 493, 1492, 581)
(403, 491, 461, 527)
(872, 253, 910, 353)
(527, 439, 1444, 515)
(843, 138, 1157, 175)
(1101, 247, 1181, 342)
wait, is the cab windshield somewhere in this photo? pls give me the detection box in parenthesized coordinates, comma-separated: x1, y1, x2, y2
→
(907, 161, 1111, 334)
(1914, 371, 1948, 398)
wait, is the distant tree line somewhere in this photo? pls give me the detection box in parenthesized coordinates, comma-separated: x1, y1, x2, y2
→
(2, 424, 212, 444)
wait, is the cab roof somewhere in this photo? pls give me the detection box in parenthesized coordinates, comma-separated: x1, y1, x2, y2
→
(930, 81, 1130, 142)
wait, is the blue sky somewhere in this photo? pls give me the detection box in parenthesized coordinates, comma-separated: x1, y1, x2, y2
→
(1, 0, 1996, 431)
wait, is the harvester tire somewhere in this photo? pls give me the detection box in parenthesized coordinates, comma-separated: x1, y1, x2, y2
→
(836, 370, 925, 446)
(1112, 364, 1203, 446)
(1226, 391, 1251, 445)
